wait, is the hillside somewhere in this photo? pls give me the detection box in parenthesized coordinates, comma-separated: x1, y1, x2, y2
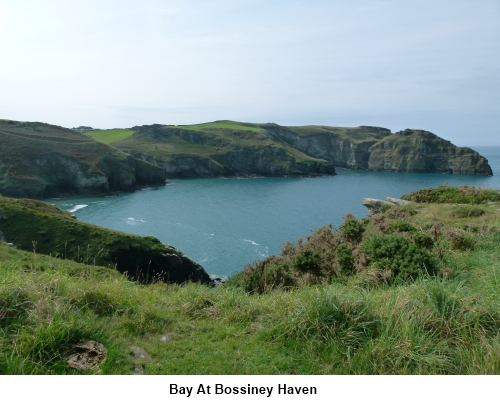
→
(96, 121, 492, 177)
(0, 196, 210, 284)
(111, 121, 335, 178)
(0, 120, 165, 198)
(1, 185, 499, 374)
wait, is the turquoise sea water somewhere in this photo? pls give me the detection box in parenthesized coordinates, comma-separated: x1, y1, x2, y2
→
(53, 146, 500, 278)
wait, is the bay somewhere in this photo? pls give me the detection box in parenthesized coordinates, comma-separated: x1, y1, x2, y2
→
(53, 146, 500, 278)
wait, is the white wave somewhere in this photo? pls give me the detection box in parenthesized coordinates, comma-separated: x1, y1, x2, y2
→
(126, 217, 146, 224)
(243, 239, 259, 246)
(68, 204, 88, 213)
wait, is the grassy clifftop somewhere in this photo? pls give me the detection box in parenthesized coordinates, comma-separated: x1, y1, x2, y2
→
(1, 186, 499, 374)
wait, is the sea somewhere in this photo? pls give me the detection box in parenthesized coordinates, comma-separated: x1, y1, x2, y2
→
(52, 146, 500, 278)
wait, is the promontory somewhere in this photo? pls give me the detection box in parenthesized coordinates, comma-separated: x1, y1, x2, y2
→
(0, 119, 492, 198)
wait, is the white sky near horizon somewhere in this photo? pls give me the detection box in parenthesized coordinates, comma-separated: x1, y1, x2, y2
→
(0, 0, 499, 146)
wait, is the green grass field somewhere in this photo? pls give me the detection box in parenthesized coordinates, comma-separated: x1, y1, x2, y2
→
(84, 129, 135, 144)
(166, 121, 263, 133)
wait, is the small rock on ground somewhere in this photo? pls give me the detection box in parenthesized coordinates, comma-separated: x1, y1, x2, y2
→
(65, 340, 108, 373)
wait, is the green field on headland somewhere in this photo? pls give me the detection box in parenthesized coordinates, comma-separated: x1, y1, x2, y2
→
(1, 185, 499, 374)
(83, 129, 135, 144)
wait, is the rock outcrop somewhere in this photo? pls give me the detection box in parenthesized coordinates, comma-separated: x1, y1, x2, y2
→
(263, 124, 390, 170)
(362, 197, 413, 216)
(267, 126, 491, 176)
(367, 129, 492, 175)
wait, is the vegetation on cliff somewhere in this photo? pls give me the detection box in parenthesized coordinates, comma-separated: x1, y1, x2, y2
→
(0, 185, 499, 374)
(0, 197, 210, 284)
(0, 120, 165, 198)
(110, 121, 335, 178)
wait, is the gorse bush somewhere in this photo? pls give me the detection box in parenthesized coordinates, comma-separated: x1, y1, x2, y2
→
(340, 216, 365, 242)
(389, 220, 417, 233)
(231, 257, 296, 294)
(413, 232, 435, 250)
(292, 249, 321, 275)
(336, 244, 355, 274)
(362, 234, 439, 279)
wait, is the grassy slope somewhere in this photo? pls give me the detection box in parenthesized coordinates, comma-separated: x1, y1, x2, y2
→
(0, 197, 209, 284)
(284, 125, 391, 144)
(1, 186, 500, 374)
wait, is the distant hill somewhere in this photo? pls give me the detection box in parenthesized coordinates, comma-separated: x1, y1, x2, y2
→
(0, 119, 492, 198)
(98, 120, 492, 178)
(0, 120, 165, 198)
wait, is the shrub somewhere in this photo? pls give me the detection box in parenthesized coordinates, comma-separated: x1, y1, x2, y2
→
(446, 230, 475, 251)
(292, 249, 321, 275)
(389, 220, 417, 233)
(340, 216, 365, 242)
(336, 244, 355, 274)
(401, 185, 500, 204)
(362, 234, 439, 279)
(413, 232, 435, 250)
(235, 258, 295, 294)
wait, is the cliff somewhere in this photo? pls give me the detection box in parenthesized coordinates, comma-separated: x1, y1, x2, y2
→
(367, 129, 492, 175)
(0, 197, 210, 284)
(266, 125, 491, 175)
(0, 120, 166, 198)
(109, 121, 491, 177)
(112, 122, 335, 178)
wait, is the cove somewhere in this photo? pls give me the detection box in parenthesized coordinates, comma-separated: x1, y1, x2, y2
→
(53, 146, 500, 278)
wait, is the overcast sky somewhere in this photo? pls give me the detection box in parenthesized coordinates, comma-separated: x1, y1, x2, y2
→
(1, 0, 499, 145)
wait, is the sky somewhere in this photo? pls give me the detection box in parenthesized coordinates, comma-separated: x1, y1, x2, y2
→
(0, 0, 499, 145)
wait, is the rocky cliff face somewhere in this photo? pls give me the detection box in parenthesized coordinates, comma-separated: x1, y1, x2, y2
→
(0, 120, 166, 198)
(263, 125, 492, 176)
(115, 124, 336, 178)
(367, 129, 492, 175)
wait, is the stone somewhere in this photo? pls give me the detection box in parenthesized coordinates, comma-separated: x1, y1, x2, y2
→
(384, 197, 412, 206)
(362, 198, 395, 216)
(65, 340, 108, 373)
(159, 333, 173, 343)
(130, 346, 152, 375)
